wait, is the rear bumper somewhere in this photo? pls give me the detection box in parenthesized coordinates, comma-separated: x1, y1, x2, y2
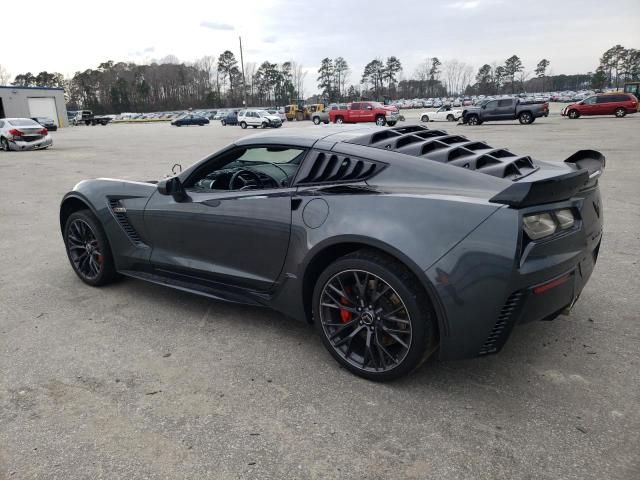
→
(425, 186, 603, 360)
(8, 136, 53, 151)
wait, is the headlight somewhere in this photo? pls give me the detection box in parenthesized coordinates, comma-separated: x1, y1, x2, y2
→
(523, 213, 556, 240)
(554, 209, 574, 229)
(523, 209, 575, 240)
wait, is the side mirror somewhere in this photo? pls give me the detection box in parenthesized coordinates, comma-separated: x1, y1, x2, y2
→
(157, 176, 187, 201)
(481, 104, 487, 109)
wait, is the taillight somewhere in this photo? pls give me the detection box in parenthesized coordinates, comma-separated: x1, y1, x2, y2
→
(8, 129, 23, 137)
(39, 128, 48, 135)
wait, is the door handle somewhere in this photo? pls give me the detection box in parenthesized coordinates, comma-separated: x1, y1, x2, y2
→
(203, 199, 221, 207)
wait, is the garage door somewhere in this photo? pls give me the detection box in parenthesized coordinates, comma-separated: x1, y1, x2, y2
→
(28, 97, 58, 126)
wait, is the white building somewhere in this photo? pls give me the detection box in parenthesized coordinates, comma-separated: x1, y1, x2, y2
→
(0, 85, 68, 127)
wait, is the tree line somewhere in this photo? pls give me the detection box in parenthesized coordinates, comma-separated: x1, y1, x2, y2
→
(3, 44, 638, 113)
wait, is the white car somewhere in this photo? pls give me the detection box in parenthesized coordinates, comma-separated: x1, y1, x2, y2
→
(0, 118, 53, 151)
(419, 106, 462, 123)
(238, 109, 283, 129)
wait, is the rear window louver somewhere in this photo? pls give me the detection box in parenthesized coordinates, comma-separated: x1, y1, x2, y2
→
(346, 124, 539, 180)
(108, 199, 146, 247)
(295, 152, 386, 185)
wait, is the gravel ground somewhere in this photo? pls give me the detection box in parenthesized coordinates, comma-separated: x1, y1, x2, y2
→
(1, 108, 639, 479)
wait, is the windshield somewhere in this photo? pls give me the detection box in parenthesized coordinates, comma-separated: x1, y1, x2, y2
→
(8, 119, 40, 127)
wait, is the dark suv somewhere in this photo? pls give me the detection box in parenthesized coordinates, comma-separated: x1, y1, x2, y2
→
(461, 97, 549, 125)
(562, 93, 638, 119)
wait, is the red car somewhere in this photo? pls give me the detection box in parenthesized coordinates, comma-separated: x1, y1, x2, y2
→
(562, 93, 638, 119)
(329, 102, 400, 126)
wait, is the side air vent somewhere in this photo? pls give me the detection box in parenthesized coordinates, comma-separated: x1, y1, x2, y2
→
(346, 124, 540, 181)
(478, 291, 524, 355)
(295, 151, 386, 185)
(108, 199, 146, 246)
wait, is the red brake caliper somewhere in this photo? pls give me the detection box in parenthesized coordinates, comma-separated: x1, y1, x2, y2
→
(340, 297, 352, 323)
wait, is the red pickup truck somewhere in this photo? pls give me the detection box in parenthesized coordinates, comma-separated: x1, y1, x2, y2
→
(329, 101, 400, 126)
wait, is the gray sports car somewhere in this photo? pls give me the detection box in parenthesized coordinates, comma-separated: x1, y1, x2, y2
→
(60, 124, 604, 380)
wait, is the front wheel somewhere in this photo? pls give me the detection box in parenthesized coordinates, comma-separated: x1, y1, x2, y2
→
(615, 107, 626, 118)
(447, 114, 455, 122)
(313, 117, 321, 125)
(240, 121, 247, 129)
(262, 122, 268, 129)
(386, 121, 397, 126)
(313, 249, 437, 381)
(64, 210, 118, 287)
(568, 109, 580, 119)
(467, 114, 480, 125)
(0, 137, 10, 151)
(221, 120, 226, 126)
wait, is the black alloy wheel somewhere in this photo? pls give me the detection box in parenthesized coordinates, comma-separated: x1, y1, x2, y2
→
(314, 250, 436, 381)
(64, 210, 117, 286)
(467, 115, 480, 125)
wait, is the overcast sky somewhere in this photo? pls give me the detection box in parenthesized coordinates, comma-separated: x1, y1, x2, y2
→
(2, 0, 638, 94)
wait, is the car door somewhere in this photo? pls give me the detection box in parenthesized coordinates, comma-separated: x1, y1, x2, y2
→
(349, 103, 362, 122)
(361, 103, 375, 122)
(595, 95, 613, 115)
(143, 145, 305, 291)
(580, 96, 597, 115)
(482, 100, 499, 120)
(496, 99, 515, 119)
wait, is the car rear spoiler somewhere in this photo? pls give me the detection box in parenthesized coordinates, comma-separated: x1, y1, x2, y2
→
(489, 150, 605, 208)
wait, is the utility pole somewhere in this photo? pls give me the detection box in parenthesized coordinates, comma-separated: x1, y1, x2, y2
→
(239, 36, 247, 106)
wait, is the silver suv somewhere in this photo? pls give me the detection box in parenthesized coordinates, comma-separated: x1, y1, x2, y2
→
(238, 109, 283, 129)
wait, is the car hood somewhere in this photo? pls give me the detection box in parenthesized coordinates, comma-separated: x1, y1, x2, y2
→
(263, 115, 282, 121)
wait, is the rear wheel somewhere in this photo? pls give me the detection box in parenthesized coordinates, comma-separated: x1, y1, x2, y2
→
(313, 249, 437, 381)
(221, 119, 226, 126)
(335, 116, 344, 124)
(568, 109, 580, 119)
(64, 210, 118, 287)
(0, 137, 10, 151)
(375, 116, 386, 126)
(615, 107, 626, 118)
(313, 117, 321, 125)
(421, 115, 429, 122)
(240, 121, 247, 129)
(446, 114, 455, 122)
(518, 112, 533, 124)
(262, 122, 268, 128)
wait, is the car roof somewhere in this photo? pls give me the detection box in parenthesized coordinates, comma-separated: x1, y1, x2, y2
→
(235, 125, 389, 148)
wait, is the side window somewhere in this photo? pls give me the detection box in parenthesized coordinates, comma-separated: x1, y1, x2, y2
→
(498, 99, 512, 107)
(351, 103, 361, 110)
(583, 96, 597, 105)
(0, 121, 3, 128)
(615, 94, 630, 102)
(596, 96, 612, 104)
(485, 100, 499, 109)
(188, 146, 307, 192)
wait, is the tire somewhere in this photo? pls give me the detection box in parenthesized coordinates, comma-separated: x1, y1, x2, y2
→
(386, 121, 397, 126)
(615, 107, 626, 118)
(467, 114, 480, 125)
(375, 116, 386, 126)
(313, 249, 437, 381)
(63, 210, 118, 287)
(335, 116, 344, 124)
(313, 117, 321, 125)
(252, 125, 258, 129)
(446, 114, 455, 122)
(568, 109, 580, 119)
(518, 111, 533, 124)
(421, 115, 430, 122)
(240, 121, 247, 129)
(262, 122, 268, 129)
(85, 120, 91, 126)
(221, 120, 226, 126)
(0, 137, 10, 152)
